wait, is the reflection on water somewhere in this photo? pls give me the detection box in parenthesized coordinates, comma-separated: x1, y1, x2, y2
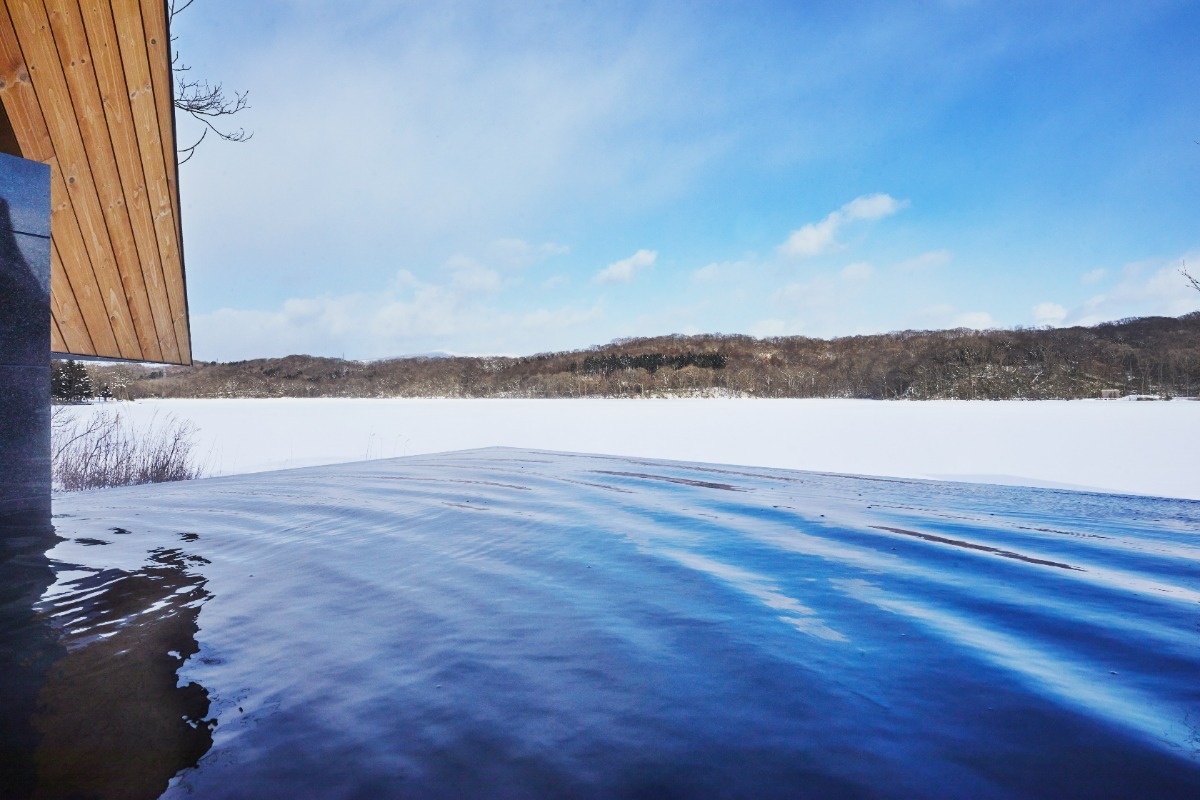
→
(0, 519, 213, 799)
(20, 449, 1200, 797)
(32, 543, 213, 799)
(0, 519, 59, 797)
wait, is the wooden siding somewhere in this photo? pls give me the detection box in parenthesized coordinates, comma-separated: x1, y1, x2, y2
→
(0, 0, 189, 364)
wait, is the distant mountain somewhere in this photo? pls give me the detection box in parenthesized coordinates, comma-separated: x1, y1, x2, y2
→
(399, 351, 454, 359)
(81, 313, 1200, 401)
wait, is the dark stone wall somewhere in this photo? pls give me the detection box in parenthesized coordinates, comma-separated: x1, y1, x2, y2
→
(0, 152, 51, 529)
(0, 152, 56, 798)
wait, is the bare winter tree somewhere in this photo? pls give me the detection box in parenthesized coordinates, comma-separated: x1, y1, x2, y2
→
(171, 0, 252, 163)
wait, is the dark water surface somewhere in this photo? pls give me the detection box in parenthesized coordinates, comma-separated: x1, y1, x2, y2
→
(23, 448, 1200, 797)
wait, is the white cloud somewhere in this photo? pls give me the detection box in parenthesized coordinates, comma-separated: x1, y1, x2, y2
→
(774, 279, 830, 308)
(176, 4, 726, 313)
(841, 193, 907, 221)
(193, 268, 604, 361)
(895, 249, 952, 271)
(774, 261, 875, 308)
(840, 261, 874, 281)
(1032, 302, 1067, 327)
(389, 268, 421, 291)
(953, 311, 995, 329)
(520, 305, 603, 331)
(593, 249, 657, 284)
(1063, 256, 1200, 326)
(690, 258, 751, 282)
(909, 304, 995, 331)
(778, 216, 842, 259)
(777, 193, 908, 259)
(767, 293, 845, 337)
(1080, 268, 1108, 285)
(489, 239, 570, 270)
(444, 256, 503, 292)
(750, 318, 789, 337)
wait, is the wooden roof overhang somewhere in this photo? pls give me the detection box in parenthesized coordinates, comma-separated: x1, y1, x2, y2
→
(0, 0, 189, 364)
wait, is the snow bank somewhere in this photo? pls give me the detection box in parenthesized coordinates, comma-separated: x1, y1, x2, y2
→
(61, 398, 1199, 499)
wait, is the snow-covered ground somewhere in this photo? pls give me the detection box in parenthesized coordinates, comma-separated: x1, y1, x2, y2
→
(63, 398, 1199, 500)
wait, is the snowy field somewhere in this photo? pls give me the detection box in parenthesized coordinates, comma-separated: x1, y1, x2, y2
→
(62, 398, 1200, 500)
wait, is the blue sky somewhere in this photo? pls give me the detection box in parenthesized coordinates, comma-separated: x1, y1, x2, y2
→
(172, 0, 1200, 361)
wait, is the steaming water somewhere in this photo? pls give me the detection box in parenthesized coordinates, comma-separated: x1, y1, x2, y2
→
(44, 448, 1200, 798)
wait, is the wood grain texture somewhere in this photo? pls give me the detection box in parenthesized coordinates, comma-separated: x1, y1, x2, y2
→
(49, 235, 95, 353)
(74, 0, 179, 361)
(2, 3, 116, 357)
(1, 0, 190, 364)
(8, 0, 146, 359)
(138, 0, 189, 362)
(40, 0, 164, 361)
(0, 5, 52, 156)
(48, 157, 123, 355)
(111, 0, 188, 361)
(138, 1, 177, 236)
(50, 309, 65, 351)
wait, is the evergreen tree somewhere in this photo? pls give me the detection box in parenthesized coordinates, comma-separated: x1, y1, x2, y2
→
(50, 361, 70, 401)
(51, 360, 93, 403)
(71, 361, 92, 401)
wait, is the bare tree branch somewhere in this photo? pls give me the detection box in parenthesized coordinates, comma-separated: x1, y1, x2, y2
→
(170, 0, 252, 159)
(1183, 264, 1200, 295)
(177, 126, 206, 165)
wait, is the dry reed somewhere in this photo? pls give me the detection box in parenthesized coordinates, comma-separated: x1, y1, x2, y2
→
(52, 406, 205, 491)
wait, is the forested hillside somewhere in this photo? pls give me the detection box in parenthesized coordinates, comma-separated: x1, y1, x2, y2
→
(82, 314, 1200, 401)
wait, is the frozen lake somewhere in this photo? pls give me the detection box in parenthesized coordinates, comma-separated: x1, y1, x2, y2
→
(64, 397, 1200, 499)
(29, 448, 1200, 797)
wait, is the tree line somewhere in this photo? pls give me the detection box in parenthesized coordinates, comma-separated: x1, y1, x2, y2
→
(70, 313, 1200, 401)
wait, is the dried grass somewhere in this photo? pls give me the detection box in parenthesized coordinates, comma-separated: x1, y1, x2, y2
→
(52, 406, 206, 491)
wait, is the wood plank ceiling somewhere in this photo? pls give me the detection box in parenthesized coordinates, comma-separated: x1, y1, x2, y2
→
(0, 0, 189, 364)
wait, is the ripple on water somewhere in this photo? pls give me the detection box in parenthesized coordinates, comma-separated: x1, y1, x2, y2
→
(25, 447, 1200, 799)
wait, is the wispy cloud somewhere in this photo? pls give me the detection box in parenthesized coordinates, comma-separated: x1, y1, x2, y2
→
(778, 194, 908, 259)
(594, 249, 657, 284)
(177, 3, 710, 311)
(1032, 302, 1067, 327)
(489, 238, 570, 271)
(750, 318, 791, 338)
(171, 2, 1200, 360)
(1062, 256, 1200, 326)
(840, 261, 874, 281)
(778, 216, 840, 260)
(895, 249, 952, 272)
(910, 304, 996, 331)
(691, 258, 751, 282)
(841, 194, 907, 221)
(444, 256, 503, 292)
(193, 265, 605, 360)
(953, 311, 995, 329)
(760, 263, 876, 340)
(774, 261, 875, 309)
